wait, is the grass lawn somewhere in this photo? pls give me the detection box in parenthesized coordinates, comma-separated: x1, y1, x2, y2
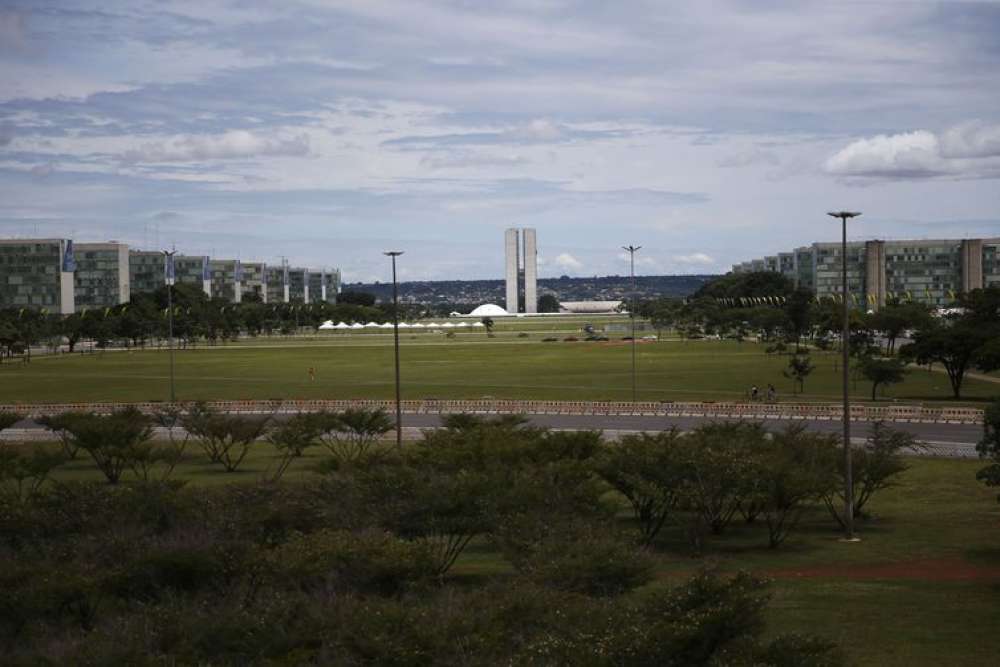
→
(22, 442, 1000, 666)
(2, 338, 997, 405)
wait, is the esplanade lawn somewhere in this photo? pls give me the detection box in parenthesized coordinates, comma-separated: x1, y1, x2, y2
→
(1, 334, 996, 405)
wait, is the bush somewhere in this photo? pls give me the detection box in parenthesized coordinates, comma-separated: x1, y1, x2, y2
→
(517, 332, 529, 338)
(563, 336, 579, 342)
(181, 403, 271, 473)
(542, 336, 558, 342)
(63, 408, 154, 484)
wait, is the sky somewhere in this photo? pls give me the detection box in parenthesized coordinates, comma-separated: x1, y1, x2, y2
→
(1, 1, 999, 283)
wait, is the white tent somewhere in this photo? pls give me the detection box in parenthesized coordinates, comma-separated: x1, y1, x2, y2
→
(441, 322, 455, 328)
(410, 323, 425, 328)
(364, 321, 380, 328)
(398, 322, 411, 328)
(334, 322, 351, 329)
(379, 322, 394, 329)
(350, 322, 365, 329)
(318, 320, 335, 330)
(455, 322, 469, 327)
(425, 322, 440, 327)
(472, 322, 485, 328)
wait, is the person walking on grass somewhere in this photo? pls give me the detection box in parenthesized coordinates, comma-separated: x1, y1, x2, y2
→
(308, 366, 316, 382)
(767, 384, 776, 402)
(750, 385, 759, 402)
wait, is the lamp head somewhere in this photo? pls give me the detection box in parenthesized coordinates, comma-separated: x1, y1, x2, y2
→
(827, 211, 862, 219)
(384, 251, 404, 257)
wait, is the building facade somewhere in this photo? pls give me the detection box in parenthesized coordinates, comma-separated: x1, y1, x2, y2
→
(74, 242, 130, 311)
(503, 228, 538, 313)
(0, 239, 75, 314)
(732, 237, 1000, 309)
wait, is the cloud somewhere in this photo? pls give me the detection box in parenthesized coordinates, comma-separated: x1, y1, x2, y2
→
(119, 130, 310, 164)
(29, 162, 55, 179)
(672, 252, 714, 265)
(939, 121, 1000, 159)
(0, 125, 12, 147)
(498, 119, 565, 143)
(716, 149, 779, 168)
(824, 122, 1000, 180)
(553, 252, 583, 271)
(0, 10, 28, 54)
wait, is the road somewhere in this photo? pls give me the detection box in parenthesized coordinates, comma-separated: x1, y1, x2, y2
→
(3, 413, 984, 458)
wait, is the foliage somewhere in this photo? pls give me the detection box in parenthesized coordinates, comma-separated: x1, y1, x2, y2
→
(62, 408, 154, 484)
(820, 421, 916, 526)
(311, 407, 393, 465)
(537, 293, 560, 312)
(859, 355, 909, 401)
(595, 430, 686, 545)
(36, 412, 90, 460)
(783, 354, 815, 394)
(264, 413, 318, 481)
(181, 402, 271, 472)
(0, 412, 22, 433)
(975, 398, 1000, 503)
(0, 445, 65, 503)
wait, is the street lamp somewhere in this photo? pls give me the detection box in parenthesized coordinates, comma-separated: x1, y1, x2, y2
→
(622, 245, 642, 403)
(827, 210, 861, 542)
(163, 249, 177, 402)
(384, 251, 404, 449)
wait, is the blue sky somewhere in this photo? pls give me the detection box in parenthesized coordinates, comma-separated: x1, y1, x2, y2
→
(1, 1, 999, 282)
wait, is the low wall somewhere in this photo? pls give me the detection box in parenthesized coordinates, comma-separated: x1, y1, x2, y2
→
(0, 399, 983, 425)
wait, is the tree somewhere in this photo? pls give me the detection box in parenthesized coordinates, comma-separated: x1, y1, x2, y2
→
(899, 322, 993, 399)
(311, 408, 393, 465)
(264, 414, 318, 481)
(868, 302, 931, 354)
(975, 398, 1000, 503)
(181, 403, 271, 472)
(755, 425, 838, 548)
(819, 421, 916, 526)
(62, 408, 154, 484)
(859, 356, 908, 401)
(481, 316, 495, 334)
(537, 294, 560, 313)
(0, 445, 64, 503)
(783, 288, 815, 352)
(594, 431, 686, 546)
(783, 355, 815, 394)
(338, 290, 377, 306)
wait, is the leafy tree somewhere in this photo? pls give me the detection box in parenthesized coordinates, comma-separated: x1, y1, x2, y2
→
(859, 355, 908, 401)
(820, 421, 916, 526)
(755, 425, 838, 548)
(537, 293, 560, 313)
(783, 354, 815, 394)
(975, 398, 1000, 503)
(783, 288, 815, 351)
(899, 322, 993, 398)
(868, 302, 931, 354)
(312, 408, 393, 465)
(677, 422, 767, 536)
(62, 408, 154, 484)
(481, 316, 495, 333)
(694, 271, 795, 300)
(36, 412, 90, 460)
(338, 290, 377, 306)
(0, 412, 22, 434)
(181, 403, 271, 472)
(265, 414, 318, 481)
(0, 445, 65, 503)
(595, 431, 686, 546)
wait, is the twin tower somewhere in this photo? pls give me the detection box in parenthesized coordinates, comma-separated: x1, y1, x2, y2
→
(504, 228, 538, 314)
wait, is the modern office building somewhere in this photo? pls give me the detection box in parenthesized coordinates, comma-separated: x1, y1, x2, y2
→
(74, 242, 130, 311)
(130, 251, 211, 297)
(732, 236, 1000, 309)
(504, 227, 538, 313)
(0, 238, 75, 314)
(2, 237, 341, 312)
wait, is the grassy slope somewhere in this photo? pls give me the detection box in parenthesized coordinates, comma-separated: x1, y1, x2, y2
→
(30, 446, 1000, 667)
(2, 338, 997, 404)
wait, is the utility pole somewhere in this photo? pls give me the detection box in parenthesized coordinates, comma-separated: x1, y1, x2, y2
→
(827, 211, 862, 542)
(163, 249, 177, 402)
(622, 245, 642, 403)
(384, 251, 404, 449)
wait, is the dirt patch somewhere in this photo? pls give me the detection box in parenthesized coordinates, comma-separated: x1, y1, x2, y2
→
(769, 558, 1000, 581)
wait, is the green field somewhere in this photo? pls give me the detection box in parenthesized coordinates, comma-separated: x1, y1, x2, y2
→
(2, 336, 997, 405)
(15, 442, 1000, 666)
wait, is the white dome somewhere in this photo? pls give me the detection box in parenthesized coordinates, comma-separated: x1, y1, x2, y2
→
(469, 304, 508, 317)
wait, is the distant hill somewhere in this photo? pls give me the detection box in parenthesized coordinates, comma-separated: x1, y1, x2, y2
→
(346, 274, 718, 306)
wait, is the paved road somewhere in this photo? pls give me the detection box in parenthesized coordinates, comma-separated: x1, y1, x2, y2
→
(4, 413, 984, 458)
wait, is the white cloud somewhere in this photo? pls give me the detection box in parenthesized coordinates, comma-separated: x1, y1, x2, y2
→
(824, 122, 1000, 180)
(499, 119, 566, 143)
(0, 10, 27, 53)
(553, 252, 583, 271)
(939, 121, 1000, 159)
(119, 130, 310, 164)
(672, 252, 714, 265)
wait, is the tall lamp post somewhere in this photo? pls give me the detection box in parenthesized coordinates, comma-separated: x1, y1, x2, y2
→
(827, 211, 861, 541)
(622, 245, 642, 403)
(384, 251, 404, 449)
(163, 250, 177, 402)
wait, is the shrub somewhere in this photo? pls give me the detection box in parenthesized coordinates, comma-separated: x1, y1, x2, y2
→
(517, 332, 529, 338)
(563, 336, 579, 342)
(181, 403, 271, 473)
(64, 408, 154, 484)
(311, 408, 393, 465)
(542, 336, 558, 342)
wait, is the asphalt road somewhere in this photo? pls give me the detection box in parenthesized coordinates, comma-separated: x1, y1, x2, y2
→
(4, 413, 984, 458)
